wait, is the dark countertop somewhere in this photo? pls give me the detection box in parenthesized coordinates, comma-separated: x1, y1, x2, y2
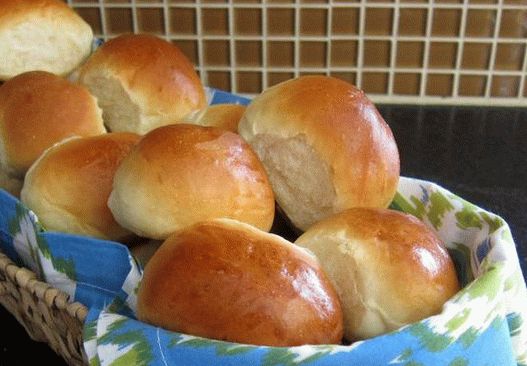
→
(1, 105, 526, 365)
(382, 105, 526, 278)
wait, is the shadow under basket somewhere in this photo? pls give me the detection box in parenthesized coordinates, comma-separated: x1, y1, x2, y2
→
(0, 251, 88, 365)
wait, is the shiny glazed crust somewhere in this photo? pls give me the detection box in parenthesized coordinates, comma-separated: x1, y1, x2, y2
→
(20, 133, 140, 241)
(182, 104, 246, 132)
(0, 71, 105, 178)
(137, 218, 344, 346)
(295, 207, 460, 341)
(108, 124, 275, 239)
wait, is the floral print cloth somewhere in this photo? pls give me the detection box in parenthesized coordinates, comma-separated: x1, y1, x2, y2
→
(0, 90, 525, 366)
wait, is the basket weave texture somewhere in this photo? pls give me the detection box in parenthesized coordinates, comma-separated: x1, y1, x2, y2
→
(0, 251, 88, 365)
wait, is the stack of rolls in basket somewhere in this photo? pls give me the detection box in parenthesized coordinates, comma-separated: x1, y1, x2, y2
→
(0, 0, 460, 348)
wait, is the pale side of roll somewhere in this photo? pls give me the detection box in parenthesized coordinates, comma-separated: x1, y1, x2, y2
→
(108, 124, 275, 240)
(78, 33, 206, 134)
(238, 75, 400, 231)
(0, 0, 93, 81)
(295, 207, 460, 341)
(21, 133, 141, 242)
(137, 218, 344, 346)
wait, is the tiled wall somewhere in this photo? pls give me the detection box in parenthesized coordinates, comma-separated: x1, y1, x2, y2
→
(69, 0, 527, 105)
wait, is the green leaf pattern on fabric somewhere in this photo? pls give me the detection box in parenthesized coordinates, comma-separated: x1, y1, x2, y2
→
(452, 197, 505, 235)
(458, 327, 479, 348)
(427, 191, 455, 230)
(98, 317, 154, 366)
(455, 204, 484, 230)
(388, 348, 413, 363)
(261, 347, 331, 366)
(89, 356, 101, 366)
(170, 334, 253, 356)
(390, 192, 426, 219)
(50, 256, 77, 281)
(8, 203, 78, 298)
(84, 319, 98, 342)
(403, 361, 424, 366)
(448, 357, 468, 366)
(480, 212, 504, 234)
(390, 190, 456, 230)
(83, 177, 527, 366)
(409, 322, 453, 352)
(445, 309, 471, 332)
(169, 333, 343, 365)
(84, 318, 101, 366)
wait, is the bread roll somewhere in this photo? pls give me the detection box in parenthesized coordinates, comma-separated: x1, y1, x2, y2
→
(295, 208, 460, 341)
(78, 34, 206, 134)
(0, 0, 93, 80)
(181, 104, 246, 132)
(137, 218, 343, 346)
(0, 71, 106, 189)
(21, 133, 140, 242)
(238, 75, 400, 231)
(108, 124, 275, 240)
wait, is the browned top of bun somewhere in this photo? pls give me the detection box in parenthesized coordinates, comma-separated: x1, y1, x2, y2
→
(20, 133, 140, 241)
(295, 207, 460, 340)
(108, 124, 275, 239)
(79, 33, 206, 118)
(302, 207, 460, 297)
(137, 219, 343, 346)
(182, 104, 246, 132)
(0, 71, 105, 176)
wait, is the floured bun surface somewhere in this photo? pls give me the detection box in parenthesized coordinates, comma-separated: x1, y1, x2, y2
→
(108, 124, 275, 239)
(0, 0, 93, 80)
(78, 33, 206, 134)
(295, 207, 460, 341)
(137, 218, 344, 346)
(238, 75, 400, 231)
(21, 133, 140, 242)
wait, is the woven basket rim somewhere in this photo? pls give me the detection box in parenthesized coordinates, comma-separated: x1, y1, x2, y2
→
(0, 250, 88, 365)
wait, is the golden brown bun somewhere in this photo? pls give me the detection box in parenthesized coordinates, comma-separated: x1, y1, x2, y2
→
(0, 0, 93, 80)
(108, 124, 275, 239)
(295, 208, 460, 341)
(20, 133, 141, 242)
(181, 104, 246, 132)
(238, 75, 400, 231)
(78, 34, 206, 134)
(137, 218, 343, 346)
(0, 71, 106, 182)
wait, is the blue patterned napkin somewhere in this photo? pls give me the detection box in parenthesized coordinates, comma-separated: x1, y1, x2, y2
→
(0, 90, 525, 366)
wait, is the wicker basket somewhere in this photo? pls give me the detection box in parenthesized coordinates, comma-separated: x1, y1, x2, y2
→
(0, 251, 88, 366)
